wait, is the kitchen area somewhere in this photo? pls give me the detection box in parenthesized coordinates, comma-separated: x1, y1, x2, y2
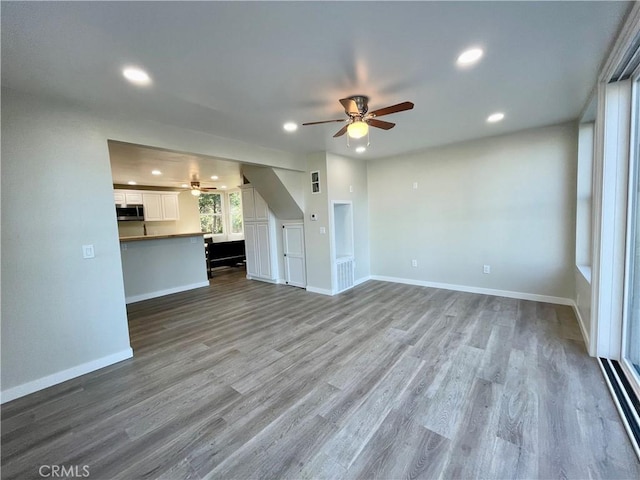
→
(109, 141, 247, 303)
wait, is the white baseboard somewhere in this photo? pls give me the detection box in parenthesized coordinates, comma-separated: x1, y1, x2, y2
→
(125, 281, 210, 304)
(247, 276, 279, 284)
(1, 348, 133, 404)
(370, 275, 573, 306)
(354, 276, 371, 287)
(306, 286, 333, 296)
(570, 300, 592, 353)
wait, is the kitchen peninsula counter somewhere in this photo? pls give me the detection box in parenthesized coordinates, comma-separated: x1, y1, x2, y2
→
(119, 233, 208, 303)
(119, 232, 204, 242)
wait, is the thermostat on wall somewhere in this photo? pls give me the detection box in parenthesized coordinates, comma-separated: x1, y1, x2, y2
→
(311, 213, 318, 221)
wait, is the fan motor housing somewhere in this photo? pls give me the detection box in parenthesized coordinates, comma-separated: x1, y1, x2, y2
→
(350, 95, 369, 115)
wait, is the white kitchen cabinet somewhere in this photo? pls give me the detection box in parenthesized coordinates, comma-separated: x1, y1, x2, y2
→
(125, 192, 143, 204)
(143, 193, 163, 221)
(241, 188, 256, 221)
(144, 193, 180, 221)
(244, 219, 278, 281)
(254, 191, 268, 221)
(244, 223, 260, 278)
(114, 191, 144, 205)
(241, 186, 278, 282)
(161, 193, 180, 220)
(115, 189, 181, 221)
(241, 186, 268, 222)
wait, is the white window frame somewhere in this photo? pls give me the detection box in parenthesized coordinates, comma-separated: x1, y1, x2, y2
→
(200, 191, 226, 238)
(226, 189, 244, 241)
(200, 189, 244, 243)
(621, 71, 640, 398)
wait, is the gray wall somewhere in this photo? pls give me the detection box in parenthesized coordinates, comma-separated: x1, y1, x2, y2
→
(1, 87, 305, 400)
(1, 89, 132, 396)
(327, 153, 371, 283)
(303, 153, 332, 292)
(368, 122, 578, 299)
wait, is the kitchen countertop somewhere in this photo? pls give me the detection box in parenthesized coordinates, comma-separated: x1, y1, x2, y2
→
(119, 232, 205, 243)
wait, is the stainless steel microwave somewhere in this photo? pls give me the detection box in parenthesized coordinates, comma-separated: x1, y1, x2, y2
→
(116, 204, 144, 222)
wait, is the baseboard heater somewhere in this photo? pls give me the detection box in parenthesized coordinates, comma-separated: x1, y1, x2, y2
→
(599, 358, 640, 459)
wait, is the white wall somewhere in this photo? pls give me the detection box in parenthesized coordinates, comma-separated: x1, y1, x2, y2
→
(327, 153, 370, 283)
(1, 86, 306, 401)
(1, 89, 132, 400)
(274, 168, 305, 211)
(576, 268, 592, 347)
(576, 123, 594, 266)
(120, 236, 208, 303)
(117, 191, 200, 237)
(368, 122, 578, 300)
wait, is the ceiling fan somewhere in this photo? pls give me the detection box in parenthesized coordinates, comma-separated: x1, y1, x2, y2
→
(302, 95, 414, 139)
(188, 181, 216, 197)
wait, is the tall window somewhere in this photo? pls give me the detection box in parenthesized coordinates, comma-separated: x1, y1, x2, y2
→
(624, 76, 640, 379)
(229, 191, 243, 234)
(199, 190, 243, 239)
(199, 193, 224, 235)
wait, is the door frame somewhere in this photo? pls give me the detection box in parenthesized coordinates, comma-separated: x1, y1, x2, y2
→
(282, 222, 306, 288)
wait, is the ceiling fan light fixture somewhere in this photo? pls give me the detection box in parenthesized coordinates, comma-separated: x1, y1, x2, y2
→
(191, 188, 201, 197)
(347, 120, 369, 139)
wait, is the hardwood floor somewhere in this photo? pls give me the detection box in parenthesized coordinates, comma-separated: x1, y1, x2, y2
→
(2, 270, 639, 479)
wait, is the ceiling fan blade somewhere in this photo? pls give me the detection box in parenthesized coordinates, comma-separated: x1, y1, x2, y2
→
(339, 97, 360, 115)
(368, 101, 414, 118)
(367, 118, 395, 130)
(302, 119, 346, 126)
(333, 125, 348, 137)
(201, 187, 217, 191)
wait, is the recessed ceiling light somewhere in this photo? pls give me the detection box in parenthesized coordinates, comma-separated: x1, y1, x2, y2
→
(487, 112, 505, 123)
(122, 67, 151, 86)
(457, 48, 483, 67)
(181, 184, 189, 188)
(355, 146, 366, 154)
(127, 181, 137, 185)
(210, 175, 219, 180)
(283, 122, 298, 132)
(151, 170, 162, 175)
(220, 185, 227, 189)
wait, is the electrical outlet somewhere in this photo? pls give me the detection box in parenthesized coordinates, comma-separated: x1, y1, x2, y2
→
(349, 185, 354, 193)
(412, 259, 418, 268)
(413, 182, 418, 189)
(320, 227, 326, 234)
(483, 265, 491, 274)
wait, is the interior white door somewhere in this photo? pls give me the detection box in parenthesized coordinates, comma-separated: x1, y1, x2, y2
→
(283, 224, 306, 288)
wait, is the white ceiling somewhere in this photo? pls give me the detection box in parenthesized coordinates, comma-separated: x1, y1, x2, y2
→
(108, 141, 243, 190)
(1, 1, 630, 184)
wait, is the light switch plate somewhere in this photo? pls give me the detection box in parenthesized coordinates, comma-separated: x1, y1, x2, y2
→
(82, 244, 95, 259)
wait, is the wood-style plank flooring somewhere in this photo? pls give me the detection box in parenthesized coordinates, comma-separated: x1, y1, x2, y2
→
(2, 268, 640, 479)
